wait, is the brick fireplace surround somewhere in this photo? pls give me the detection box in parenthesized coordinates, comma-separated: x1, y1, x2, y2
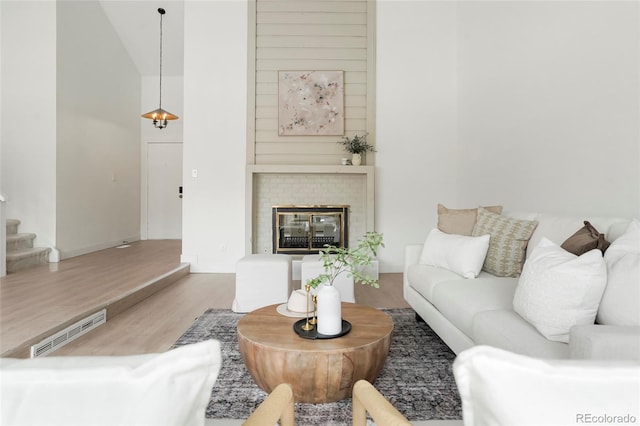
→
(246, 165, 375, 255)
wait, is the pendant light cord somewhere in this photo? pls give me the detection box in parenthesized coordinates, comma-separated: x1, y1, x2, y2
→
(142, 7, 177, 128)
(158, 8, 165, 109)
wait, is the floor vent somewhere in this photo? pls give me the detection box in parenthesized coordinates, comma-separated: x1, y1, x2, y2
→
(30, 309, 106, 358)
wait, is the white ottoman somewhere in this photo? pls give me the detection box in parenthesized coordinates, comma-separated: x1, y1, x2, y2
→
(232, 254, 293, 313)
(300, 254, 355, 303)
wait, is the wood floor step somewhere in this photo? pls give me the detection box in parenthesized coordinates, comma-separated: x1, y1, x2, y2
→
(6, 233, 36, 251)
(6, 247, 51, 274)
(2, 259, 190, 358)
(6, 219, 20, 235)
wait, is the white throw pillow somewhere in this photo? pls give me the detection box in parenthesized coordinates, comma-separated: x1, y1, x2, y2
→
(0, 340, 221, 426)
(513, 238, 607, 343)
(453, 345, 640, 426)
(419, 228, 490, 279)
(598, 220, 640, 325)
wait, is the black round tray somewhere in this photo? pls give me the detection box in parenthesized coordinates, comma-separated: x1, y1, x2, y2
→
(293, 318, 351, 340)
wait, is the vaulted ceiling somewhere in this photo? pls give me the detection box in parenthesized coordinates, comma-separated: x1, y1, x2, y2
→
(99, 0, 184, 77)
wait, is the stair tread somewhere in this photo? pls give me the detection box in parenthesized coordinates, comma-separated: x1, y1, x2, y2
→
(6, 233, 36, 241)
(6, 219, 20, 235)
(5, 219, 50, 273)
(6, 247, 51, 260)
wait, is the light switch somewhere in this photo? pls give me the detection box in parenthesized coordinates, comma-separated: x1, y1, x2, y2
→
(192, 169, 198, 178)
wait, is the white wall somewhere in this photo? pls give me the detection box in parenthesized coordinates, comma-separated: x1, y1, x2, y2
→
(0, 1, 4, 275)
(456, 1, 640, 218)
(1, 1, 58, 259)
(182, 0, 247, 272)
(376, 1, 459, 271)
(376, 0, 639, 272)
(5, 1, 634, 274)
(56, 1, 141, 258)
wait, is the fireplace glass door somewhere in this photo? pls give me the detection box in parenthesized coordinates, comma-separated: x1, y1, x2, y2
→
(273, 206, 348, 254)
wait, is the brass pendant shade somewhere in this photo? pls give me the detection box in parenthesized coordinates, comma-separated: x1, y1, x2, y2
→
(142, 8, 178, 129)
(141, 108, 179, 122)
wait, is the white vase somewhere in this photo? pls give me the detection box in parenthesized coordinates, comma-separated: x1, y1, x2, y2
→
(351, 153, 362, 166)
(316, 283, 342, 336)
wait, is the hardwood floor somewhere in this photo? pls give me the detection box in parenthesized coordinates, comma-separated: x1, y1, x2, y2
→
(1, 241, 409, 358)
(0, 240, 186, 357)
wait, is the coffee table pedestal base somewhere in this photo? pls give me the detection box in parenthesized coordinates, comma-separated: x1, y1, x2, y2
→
(237, 303, 393, 404)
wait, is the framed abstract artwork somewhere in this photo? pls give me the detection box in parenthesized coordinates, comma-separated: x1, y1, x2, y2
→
(278, 70, 344, 136)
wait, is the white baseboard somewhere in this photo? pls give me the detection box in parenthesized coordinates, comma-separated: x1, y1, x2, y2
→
(59, 235, 141, 260)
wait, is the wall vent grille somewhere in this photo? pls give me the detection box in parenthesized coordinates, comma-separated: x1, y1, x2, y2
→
(30, 309, 106, 358)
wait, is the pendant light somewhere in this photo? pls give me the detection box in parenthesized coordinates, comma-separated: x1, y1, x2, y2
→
(142, 7, 178, 129)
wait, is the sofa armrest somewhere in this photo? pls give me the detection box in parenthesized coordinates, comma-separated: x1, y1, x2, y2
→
(404, 244, 423, 269)
(570, 325, 640, 360)
(404, 244, 423, 288)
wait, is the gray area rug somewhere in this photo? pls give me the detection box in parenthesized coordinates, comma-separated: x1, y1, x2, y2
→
(173, 308, 462, 425)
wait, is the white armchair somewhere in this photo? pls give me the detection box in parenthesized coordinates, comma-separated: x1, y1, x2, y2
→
(241, 383, 294, 426)
(352, 379, 411, 426)
(453, 345, 640, 425)
(0, 340, 222, 426)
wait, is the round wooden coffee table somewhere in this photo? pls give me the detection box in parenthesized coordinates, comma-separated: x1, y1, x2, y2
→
(237, 303, 393, 403)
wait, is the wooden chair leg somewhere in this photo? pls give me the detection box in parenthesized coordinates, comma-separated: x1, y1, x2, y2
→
(352, 379, 412, 426)
(242, 383, 295, 426)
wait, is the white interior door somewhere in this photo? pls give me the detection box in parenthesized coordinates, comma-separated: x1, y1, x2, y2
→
(147, 142, 183, 239)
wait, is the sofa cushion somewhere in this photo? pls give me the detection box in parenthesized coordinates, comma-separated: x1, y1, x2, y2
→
(430, 276, 518, 338)
(453, 345, 640, 426)
(525, 214, 630, 260)
(561, 220, 611, 255)
(472, 207, 538, 277)
(513, 238, 607, 343)
(606, 220, 635, 242)
(597, 220, 640, 326)
(472, 309, 569, 359)
(570, 325, 640, 360)
(419, 228, 490, 279)
(436, 204, 503, 236)
(0, 340, 222, 426)
(406, 264, 465, 302)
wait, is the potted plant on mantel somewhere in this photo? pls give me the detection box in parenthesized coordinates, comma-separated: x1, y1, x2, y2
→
(306, 232, 384, 336)
(338, 133, 376, 166)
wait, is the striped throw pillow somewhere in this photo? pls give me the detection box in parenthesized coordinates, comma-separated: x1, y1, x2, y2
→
(472, 207, 538, 277)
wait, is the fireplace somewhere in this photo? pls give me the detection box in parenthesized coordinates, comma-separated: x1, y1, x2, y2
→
(272, 205, 349, 255)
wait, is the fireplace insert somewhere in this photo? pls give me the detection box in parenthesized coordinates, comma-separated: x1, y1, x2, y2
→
(272, 205, 349, 255)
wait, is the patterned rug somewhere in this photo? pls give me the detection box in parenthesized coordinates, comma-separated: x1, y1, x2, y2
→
(173, 308, 462, 425)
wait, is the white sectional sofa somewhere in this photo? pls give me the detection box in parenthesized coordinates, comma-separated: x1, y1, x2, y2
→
(404, 206, 640, 360)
